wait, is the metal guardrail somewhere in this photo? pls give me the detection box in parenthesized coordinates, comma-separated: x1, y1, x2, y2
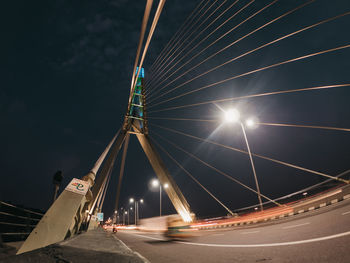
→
(0, 201, 43, 243)
(234, 170, 350, 214)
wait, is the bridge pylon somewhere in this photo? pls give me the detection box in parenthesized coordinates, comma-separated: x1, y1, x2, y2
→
(17, 0, 192, 254)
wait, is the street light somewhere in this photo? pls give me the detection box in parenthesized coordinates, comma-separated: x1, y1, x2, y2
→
(150, 179, 169, 216)
(152, 179, 159, 187)
(123, 210, 127, 225)
(224, 108, 240, 123)
(125, 210, 129, 225)
(129, 198, 144, 225)
(223, 108, 263, 211)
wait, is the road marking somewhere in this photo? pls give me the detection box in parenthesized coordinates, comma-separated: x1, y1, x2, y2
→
(241, 231, 260, 235)
(282, 222, 310, 229)
(125, 230, 350, 248)
(132, 233, 166, 241)
(342, 211, 350, 215)
(176, 231, 350, 248)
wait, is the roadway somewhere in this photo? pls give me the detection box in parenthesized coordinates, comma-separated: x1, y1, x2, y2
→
(116, 198, 350, 263)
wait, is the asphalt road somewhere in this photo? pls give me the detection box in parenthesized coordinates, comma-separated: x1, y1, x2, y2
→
(116, 198, 350, 263)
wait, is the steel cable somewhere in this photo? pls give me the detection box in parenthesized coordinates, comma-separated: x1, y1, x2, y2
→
(152, 130, 284, 206)
(145, 0, 214, 86)
(147, 117, 350, 133)
(148, 44, 350, 108)
(152, 137, 235, 215)
(146, 0, 229, 90)
(150, 123, 349, 184)
(148, 84, 350, 113)
(146, 0, 315, 103)
(146, 0, 208, 78)
(146, 0, 258, 96)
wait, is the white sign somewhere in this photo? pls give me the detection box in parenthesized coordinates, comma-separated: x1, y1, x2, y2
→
(97, 212, 104, 222)
(65, 178, 90, 195)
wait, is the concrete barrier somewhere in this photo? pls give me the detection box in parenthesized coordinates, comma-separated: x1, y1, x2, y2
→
(196, 184, 350, 230)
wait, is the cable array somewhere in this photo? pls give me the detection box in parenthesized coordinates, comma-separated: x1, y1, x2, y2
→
(140, 0, 350, 212)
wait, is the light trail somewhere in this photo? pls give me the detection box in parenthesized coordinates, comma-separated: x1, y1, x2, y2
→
(130, 230, 350, 247)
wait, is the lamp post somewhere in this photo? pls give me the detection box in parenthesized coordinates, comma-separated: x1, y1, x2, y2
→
(151, 179, 169, 216)
(129, 207, 133, 224)
(223, 109, 263, 211)
(130, 198, 144, 225)
(125, 211, 129, 225)
(123, 210, 127, 225)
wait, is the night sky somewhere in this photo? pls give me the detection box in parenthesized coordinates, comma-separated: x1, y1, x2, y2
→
(1, 0, 349, 220)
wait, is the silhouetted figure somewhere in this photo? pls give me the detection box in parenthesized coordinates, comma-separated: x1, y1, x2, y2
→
(52, 170, 63, 204)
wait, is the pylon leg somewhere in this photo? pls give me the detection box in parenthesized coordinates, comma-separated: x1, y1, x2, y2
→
(114, 133, 130, 213)
(17, 131, 127, 255)
(135, 132, 192, 222)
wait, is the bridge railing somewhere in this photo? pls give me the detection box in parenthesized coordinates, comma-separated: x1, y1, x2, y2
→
(0, 201, 43, 243)
(233, 174, 349, 215)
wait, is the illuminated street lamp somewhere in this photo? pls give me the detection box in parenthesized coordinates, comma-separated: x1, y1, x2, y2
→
(150, 179, 169, 216)
(123, 210, 128, 225)
(129, 198, 144, 225)
(223, 108, 263, 211)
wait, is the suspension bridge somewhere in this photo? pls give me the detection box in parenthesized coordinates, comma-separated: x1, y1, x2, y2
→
(2, 0, 350, 262)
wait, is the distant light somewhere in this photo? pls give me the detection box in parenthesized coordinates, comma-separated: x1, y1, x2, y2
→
(246, 119, 255, 127)
(124, 211, 128, 214)
(163, 183, 169, 189)
(140, 199, 144, 204)
(302, 192, 308, 196)
(129, 198, 134, 203)
(130, 207, 133, 210)
(151, 179, 159, 187)
(224, 109, 240, 123)
(254, 207, 258, 211)
(245, 117, 259, 129)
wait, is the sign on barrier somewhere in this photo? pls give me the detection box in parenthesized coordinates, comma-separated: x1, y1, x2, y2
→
(97, 213, 104, 222)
